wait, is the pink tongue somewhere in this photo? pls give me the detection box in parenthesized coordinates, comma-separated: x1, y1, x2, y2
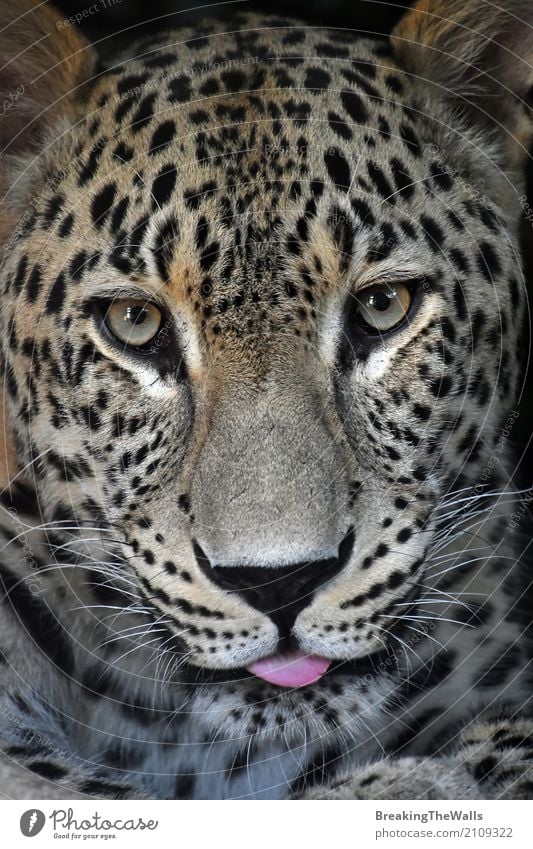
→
(247, 651, 331, 688)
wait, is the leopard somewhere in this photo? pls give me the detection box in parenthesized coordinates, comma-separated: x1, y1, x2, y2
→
(0, 0, 532, 800)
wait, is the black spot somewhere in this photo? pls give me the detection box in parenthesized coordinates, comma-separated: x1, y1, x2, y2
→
(352, 58, 377, 79)
(324, 148, 351, 192)
(13, 254, 28, 293)
(385, 73, 403, 93)
(44, 194, 65, 226)
(151, 165, 178, 209)
(316, 41, 349, 59)
(58, 214, 74, 238)
(153, 216, 179, 282)
(80, 779, 131, 799)
(304, 67, 331, 90)
(144, 50, 178, 69)
(5, 365, 17, 400)
(360, 773, 379, 787)
(340, 68, 380, 99)
(178, 493, 191, 513)
(28, 761, 68, 781)
(351, 198, 375, 227)
(477, 241, 501, 283)
(26, 264, 42, 303)
(340, 89, 368, 124)
(430, 163, 453, 191)
(399, 123, 421, 156)
(328, 111, 353, 140)
(367, 222, 397, 262)
(185, 34, 209, 50)
(371, 116, 388, 144)
(78, 142, 105, 186)
(458, 424, 477, 458)
(220, 69, 246, 92)
(430, 374, 453, 398)
(440, 327, 457, 357)
(110, 196, 129, 234)
(131, 93, 156, 133)
(149, 120, 176, 155)
(200, 241, 220, 272)
(283, 98, 311, 127)
(450, 248, 469, 273)
(45, 272, 66, 315)
(283, 29, 306, 45)
(91, 183, 117, 229)
(480, 206, 502, 233)
(69, 251, 88, 281)
(453, 281, 467, 321)
(447, 210, 464, 231)
(413, 403, 431, 422)
(113, 142, 135, 163)
(189, 109, 209, 125)
(115, 94, 138, 122)
(472, 755, 498, 783)
(390, 158, 414, 201)
(367, 162, 395, 203)
(399, 219, 416, 239)
(199, 77, 220, 96)
(116, 72, 149, 98)
(420, 215, 445, 252)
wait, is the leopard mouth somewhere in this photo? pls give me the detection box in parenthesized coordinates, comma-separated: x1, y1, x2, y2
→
(134, 562, 422, 687)
(180, 647, 397, 688)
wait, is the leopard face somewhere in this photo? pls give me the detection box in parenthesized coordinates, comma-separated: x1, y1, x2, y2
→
(0, 0, 530, 745)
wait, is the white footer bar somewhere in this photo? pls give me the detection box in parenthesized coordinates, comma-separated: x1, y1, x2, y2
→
(2, 799, 531, 848)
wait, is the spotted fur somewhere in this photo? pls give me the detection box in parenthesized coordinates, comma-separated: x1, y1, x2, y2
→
(0, 0, 532, 799)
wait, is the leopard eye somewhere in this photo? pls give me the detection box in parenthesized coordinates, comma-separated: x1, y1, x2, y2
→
(105, 298, 162, 347)
(353, 282, 412, 333)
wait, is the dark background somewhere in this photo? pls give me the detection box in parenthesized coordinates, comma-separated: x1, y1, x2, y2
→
(55, 0, 411, 38)
(55, 0, 533, 484)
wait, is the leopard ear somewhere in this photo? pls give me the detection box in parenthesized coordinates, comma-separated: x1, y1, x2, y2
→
(391, 0, 533, 204)
(0, 0, 94, 150)
(0, 0, 96, 239)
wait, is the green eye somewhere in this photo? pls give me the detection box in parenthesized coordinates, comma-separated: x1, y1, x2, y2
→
(354, 282, 412, 332)
(105, 298, 162, 347)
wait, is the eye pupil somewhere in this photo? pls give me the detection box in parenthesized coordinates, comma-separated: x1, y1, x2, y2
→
(126, 306, 148, 325)
(370, 291, 391, 312)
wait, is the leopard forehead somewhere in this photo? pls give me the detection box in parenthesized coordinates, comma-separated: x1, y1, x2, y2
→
(7, 19, 516, 359)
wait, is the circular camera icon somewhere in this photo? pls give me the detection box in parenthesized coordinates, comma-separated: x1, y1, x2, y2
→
(20, 809, 46, 837)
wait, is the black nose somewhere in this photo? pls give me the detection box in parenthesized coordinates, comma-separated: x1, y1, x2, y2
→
(193, 529, 354, 633)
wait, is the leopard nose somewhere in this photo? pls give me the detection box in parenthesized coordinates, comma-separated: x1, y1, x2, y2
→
(193, 528, 354, 632)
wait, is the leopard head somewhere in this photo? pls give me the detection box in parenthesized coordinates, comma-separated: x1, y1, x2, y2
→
(0, 0, 531, 737)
